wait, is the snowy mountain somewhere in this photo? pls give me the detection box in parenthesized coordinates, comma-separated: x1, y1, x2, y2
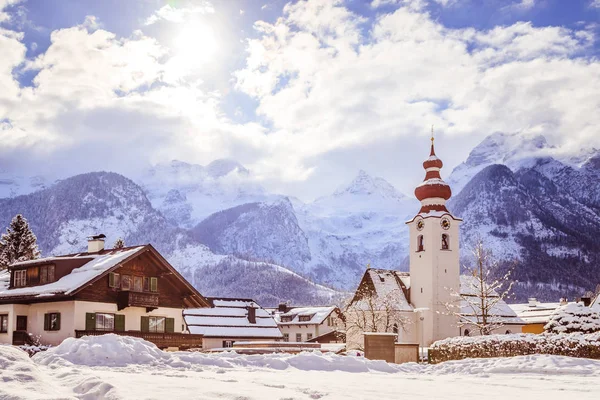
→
(138, 159, 275, 228)
(0, 171, 49, 199)
(0, 172, 339, 306)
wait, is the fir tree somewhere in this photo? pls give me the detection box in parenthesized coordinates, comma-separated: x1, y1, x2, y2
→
(0, 214, 41, 269)
(113, 237, 125, 249)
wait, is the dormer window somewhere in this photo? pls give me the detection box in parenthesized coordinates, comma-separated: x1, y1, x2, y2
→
(280, 315, 294, 322)
(40, 265, 55, 284)
(14, 270, 27, 287)
(299, 315, 312, 322)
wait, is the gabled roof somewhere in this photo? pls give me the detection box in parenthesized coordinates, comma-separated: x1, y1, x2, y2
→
(0, 244, 209, 308)
(183, 297, 283, 339)
(508, 300, 563, 324)
(349, 268, 413, 312)
(459, 276, 524, 325)
(273, 306, 338, 325)
(0, 246, 145, 300)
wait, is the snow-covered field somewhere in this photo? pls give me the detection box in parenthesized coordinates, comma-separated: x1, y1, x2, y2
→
(2, 335, 600, 400)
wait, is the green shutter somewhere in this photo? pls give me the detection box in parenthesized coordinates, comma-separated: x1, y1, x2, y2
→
(115, 314, 125, 332)
(55, 313, 61, 330)
(150, 277, 158, 292)
(165, 318, 175, 333)
(141, 316, 150, 332)
(44, 313, 50, 331)
(85, 313, 96, 331)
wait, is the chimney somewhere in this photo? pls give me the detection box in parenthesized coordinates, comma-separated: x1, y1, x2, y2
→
(247, 306, 256, 324)
(581, 297, 592, 307)
(560, 298, 568, 306)
(87, 234, 106, 253)
(527, 298, 537, 307)
(278, 303, 288, 313)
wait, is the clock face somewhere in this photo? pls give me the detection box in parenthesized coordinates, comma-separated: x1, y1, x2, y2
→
(416, 219, 424, 231)
(441, 218, 451, 230)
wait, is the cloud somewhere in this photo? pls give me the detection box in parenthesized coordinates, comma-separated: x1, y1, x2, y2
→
(144, 2, 214, 25)
(0, 0, 599, 200)
(591, 0, 600, 8)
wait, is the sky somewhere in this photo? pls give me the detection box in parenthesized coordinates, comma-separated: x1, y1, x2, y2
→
(0, 0, 599, 200)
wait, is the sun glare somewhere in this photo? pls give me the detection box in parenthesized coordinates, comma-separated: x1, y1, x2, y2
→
(174, 23, 218, 67)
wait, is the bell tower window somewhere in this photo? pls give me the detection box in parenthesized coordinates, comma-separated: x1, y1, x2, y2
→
(441, 234, 449, 250)
(417, 235, 424, 252)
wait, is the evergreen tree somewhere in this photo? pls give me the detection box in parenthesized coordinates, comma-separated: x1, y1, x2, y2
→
(113, 237, 125, 249)
(0, 214, 41, 269)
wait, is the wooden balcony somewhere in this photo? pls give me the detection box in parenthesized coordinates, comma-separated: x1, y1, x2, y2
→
(117, 291, 159, 311)
(75, 330, 204, 350)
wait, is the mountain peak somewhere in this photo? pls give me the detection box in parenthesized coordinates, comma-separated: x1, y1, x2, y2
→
(333, 170, 404, 200)
(465, 132, 552, 168)
(205, 159, 249, 178)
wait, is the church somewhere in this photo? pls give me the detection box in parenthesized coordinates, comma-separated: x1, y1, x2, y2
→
(345, 136, 523, 349)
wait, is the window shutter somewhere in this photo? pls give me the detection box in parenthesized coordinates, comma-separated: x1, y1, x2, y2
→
(150, 277, 158, 292)
(115, 314, 125, 332)
(55, 313, 61, 330)
(109, 273, 115, 288)
(165, 318, 175, 333)
(141, 316, 150, 332)
(44, 313, 50, 331)
(85, 313, 96, 331)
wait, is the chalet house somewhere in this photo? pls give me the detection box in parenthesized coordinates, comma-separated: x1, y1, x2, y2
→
(271, 304, 345, 343)
(0, 235, 208, 349)
(183, 297, 282, 349)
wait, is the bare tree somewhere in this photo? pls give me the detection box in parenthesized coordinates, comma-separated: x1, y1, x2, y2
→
(344, 287, 412, 350)
(446, 240, 515, 336)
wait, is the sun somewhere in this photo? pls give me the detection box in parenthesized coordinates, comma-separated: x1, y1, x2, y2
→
(174, 23, 218, 66)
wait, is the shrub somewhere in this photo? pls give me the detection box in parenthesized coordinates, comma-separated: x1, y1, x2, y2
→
(544, 303, 600, 334)
(429, 333, 600, 363)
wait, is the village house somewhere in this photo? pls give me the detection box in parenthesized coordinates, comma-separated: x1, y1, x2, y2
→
(183, 297, 282, 349)
(508, 298, 566, 334)
(345, 137, 523, 349)
(0, 235, 207, 349)
(270, 304, 345, 343)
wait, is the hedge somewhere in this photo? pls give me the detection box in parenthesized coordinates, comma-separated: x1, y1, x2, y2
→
(428, 333, 600, 364)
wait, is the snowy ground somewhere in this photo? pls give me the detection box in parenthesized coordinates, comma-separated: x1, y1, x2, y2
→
(2, 335, 600, 400)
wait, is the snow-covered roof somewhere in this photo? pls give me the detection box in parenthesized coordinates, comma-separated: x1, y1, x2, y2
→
(273, 306, 337, 325)
(509, 301, 563, 324)
(591, 294, 600, 313)
(183, 298, 282, 339)
(460, 276, 524, 324)
(0, 246, 145, 299)
(351, 269, 413, 312)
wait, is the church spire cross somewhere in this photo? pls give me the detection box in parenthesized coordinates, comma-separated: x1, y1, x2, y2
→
(430, 125, 436, 156)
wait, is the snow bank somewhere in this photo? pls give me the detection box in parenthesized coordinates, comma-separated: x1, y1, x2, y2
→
(34, 334, 170, 367)
(0, 345, 71, 399)
(30, 334, 600, 379)
(545, 303, 600, 334)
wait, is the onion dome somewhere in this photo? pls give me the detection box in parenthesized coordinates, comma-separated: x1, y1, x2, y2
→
(414, 137, 452, 214)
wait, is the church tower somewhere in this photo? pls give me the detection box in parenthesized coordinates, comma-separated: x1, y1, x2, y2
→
(407, 133, 462, 346)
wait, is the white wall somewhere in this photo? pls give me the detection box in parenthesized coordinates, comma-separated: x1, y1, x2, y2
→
(0, 300, 185, 346)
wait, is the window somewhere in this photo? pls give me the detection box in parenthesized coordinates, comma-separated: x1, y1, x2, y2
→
(223, 340, 234, 348)
(296, 333, 302, 342)
(283, 333, 289, 342)
(149, 316, 166, 333)
(441, 234, 449, 250)
(0, 315, 8, 333)
(14, 270, 27, 287)
(150, 277, 158, 292)
(393, 323, 399, 334)
(143, 277, 150, 292)
(44, 313, 61, 331)
(121, 275, 131, 291)
(108, 272, 120, 288)
(96, 313, 115, 331)
(505, 330, 512, 335)
(280, 315, 294, 322)
(40, 265, 55, 284)
(307, 333, 313, 341)
(299, 315, 312, 322)
(417, 235, 424, 252)
(463, 329, 470, 337)
(133, 276, 143, 292)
